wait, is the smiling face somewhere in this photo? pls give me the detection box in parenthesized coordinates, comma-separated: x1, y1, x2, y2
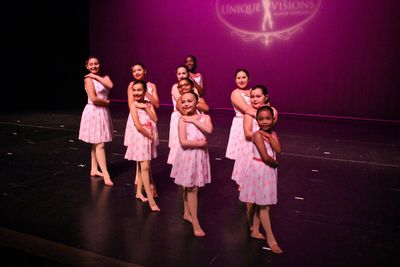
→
(131, 64, 146, 80)
(132, 82, 146, 101)
(177, 78, 194, 94)
(185, 56, 196, 72)
(257, 108, 274, 131)
(176, 66, 189, 81)
(235, 70, 249, 89)
(86, 57, 100, 74)
(180, 92, 198, 115)
(250, 88, 268, 109)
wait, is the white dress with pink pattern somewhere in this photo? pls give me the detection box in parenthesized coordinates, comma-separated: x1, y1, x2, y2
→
(167, 88, 202, 165)
(170, 114, 211, 188)
(225, 90, 251, 160)
(167, 95, 180, 164)
(78, 79, 113, 144)
(124, 82, 158, 157)
(239, 135, 278, 205)
(124, 106, 157, 161)
(231, 117, 259, 185)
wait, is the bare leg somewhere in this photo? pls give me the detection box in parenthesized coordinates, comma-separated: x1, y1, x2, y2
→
(134, 162, 139, 185)
(251, 205, 266, 240)
(136, 163, 157, 197)
(187, 187, 205, 237)
(259, 206, 283, 254)
(134, 162, 141, 195)
(90, 145, 103, 177)
(246, 203, 254, 230)
(149, 166, 158, 197)
(135, 163, 147, 202)
(182, 187, 192, 223)
(94, 143, 113, 186)
(139, 161, 159, 211)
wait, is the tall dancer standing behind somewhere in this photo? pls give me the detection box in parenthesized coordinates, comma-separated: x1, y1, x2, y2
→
(79, 56, 114, 186)
(239, 105, 283, 254)
(225, 69, 256, 161)
(124, 63, 160, 198)
(125, 80, 160, 212)
(185, 55, 204, 97)
(170, 91, 213, 237)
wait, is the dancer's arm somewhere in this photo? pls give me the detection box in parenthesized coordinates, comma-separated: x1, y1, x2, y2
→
(178, 117, 208, 148)
(145, 102, 158, 123)
(84, 78, 109, 106)
(130, 104, 154, 140)
(254, 131, 278, 168)
(243, 114, 254, 141)
(181, 114, 213, 135)
(145, 82, 160, 108)
(85, 73, 113, 89)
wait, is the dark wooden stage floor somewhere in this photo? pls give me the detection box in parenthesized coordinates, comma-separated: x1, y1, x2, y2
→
(0, 104, 399, 267)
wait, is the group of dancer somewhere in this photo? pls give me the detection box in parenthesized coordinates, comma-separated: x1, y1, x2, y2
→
(78, 55, 283, 253)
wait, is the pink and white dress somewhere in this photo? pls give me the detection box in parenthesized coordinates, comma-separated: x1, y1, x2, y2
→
(170, 114, 211, 188)
(124, 82, 158, 156)
(78, 79, 113, 144)
(124, 107, 157, 161)
(167, 88, 202, 165)
(239, 136, 278, 205)
(225, 90, 251, 160)
(167, 94, 180, 164)
(231, 117, 259, 186)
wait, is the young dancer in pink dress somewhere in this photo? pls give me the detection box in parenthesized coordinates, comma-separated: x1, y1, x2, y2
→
(232, 85, 279, 186)
(239, 105, 283, 254)
(184, 55, 204, 97)
(232, 85, 279, 239)
(232, 85, 268, 238)
(124, 63, 159, 198)
(79, 56, 114, 186)
(225, 69, 256, 161)
(168, 77, 209, 165)
(124, 80, 160, 212)
(170, 91, 213, 237)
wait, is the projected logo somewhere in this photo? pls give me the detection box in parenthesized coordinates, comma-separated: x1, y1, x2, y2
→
(216, 0, 321, 46)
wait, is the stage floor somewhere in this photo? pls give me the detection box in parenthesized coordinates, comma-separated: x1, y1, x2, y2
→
(0, 104, 399, 267)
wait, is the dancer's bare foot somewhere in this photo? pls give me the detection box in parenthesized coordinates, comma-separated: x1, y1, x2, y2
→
(149, 200, 160, 212)
(103, 176, 113, 186)
(269, 243, 283, 254)
(90, 170, 104, 177)
(136, 194, 148, 202)
(183, 214, 193, 224)
(193, 226, 206, 237)
(251, 231, 266, 240)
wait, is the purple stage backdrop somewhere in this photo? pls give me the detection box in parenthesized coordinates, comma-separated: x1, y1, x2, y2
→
(89, 0, 400, 121)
